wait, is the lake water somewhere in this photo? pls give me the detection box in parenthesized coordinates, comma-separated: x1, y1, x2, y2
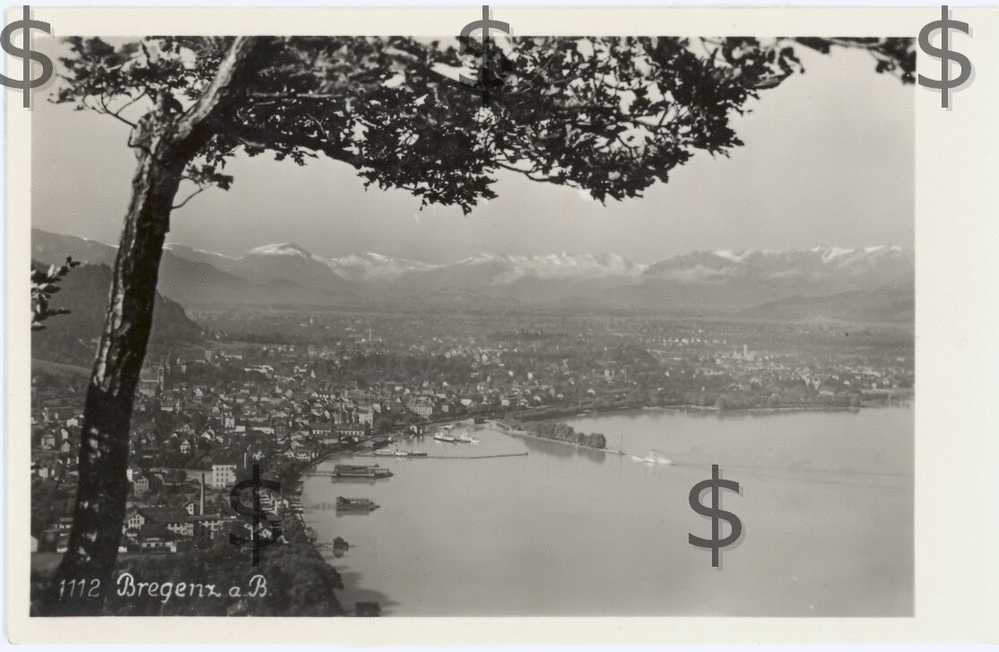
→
(302, 407, 913, 616)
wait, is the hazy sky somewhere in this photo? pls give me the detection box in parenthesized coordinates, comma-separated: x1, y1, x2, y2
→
(33, 42, 913, 264)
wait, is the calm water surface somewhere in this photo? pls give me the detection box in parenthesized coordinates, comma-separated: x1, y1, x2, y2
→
(302, 407, 912, 615)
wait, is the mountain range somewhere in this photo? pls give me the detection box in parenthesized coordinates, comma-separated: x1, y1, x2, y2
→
(32, 228, 913, 322)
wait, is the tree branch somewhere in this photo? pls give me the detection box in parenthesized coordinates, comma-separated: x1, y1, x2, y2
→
(173, 37, 264, 152)
(171, 184, 207, 210)
(97, 95, 138, 129)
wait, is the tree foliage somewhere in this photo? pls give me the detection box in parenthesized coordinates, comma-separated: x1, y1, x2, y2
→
(31, 257, 80, 330)
(54, 36, 914, 213)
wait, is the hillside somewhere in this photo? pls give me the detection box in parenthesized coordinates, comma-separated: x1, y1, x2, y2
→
(33, 229, 353, 308)
(739, 286, 914, 324)
(31, 263, 202, 367)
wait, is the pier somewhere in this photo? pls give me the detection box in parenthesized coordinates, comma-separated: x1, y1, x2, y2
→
(416, 452, 528, 460)
(311, 451, 530, 465)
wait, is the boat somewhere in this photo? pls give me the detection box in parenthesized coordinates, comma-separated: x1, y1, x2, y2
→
(455, 433, 479, 444)
(373, 448, 397, 457)
(393, 449, 428, 457)
(332, 464, 393, 479)
(434, 433, 457, 443)
(336, 496, 379, 512)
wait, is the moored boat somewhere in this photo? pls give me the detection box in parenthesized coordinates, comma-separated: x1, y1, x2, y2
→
(336, 496, 379, 512)
(332, 464, 393, 479)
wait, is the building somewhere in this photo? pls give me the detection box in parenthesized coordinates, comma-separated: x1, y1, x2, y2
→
(210, 462, 237, 488)
(135, 524, 178, 552)
(138, 508, 193, 538)
(125, 509, 146, 531)
(191, 514, 233, 541)
(335, 423, 367, 443)
(132, 474, 149, 495)
(407, 398, 433, 418)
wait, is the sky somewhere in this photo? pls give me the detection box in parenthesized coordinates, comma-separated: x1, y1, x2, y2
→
(32, 40, 913, 265)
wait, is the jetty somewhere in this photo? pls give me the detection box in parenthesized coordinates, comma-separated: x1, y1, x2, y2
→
(356, 451, 527, 460)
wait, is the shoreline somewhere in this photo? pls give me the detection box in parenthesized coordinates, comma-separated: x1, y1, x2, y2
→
(512, 400, 911, 424)
(280, 446, 359, 615)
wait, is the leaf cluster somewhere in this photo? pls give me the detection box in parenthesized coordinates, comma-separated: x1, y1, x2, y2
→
(31, 257, 81, 331)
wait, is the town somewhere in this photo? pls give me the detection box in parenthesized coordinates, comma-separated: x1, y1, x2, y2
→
(30, 307, 913, 612)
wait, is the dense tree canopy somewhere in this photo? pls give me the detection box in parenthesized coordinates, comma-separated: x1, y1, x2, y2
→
(56, 36, 914, 212)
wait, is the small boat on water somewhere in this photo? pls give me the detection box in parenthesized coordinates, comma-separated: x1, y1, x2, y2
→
(336, 496, 379, 512)
(393, 449, 428, 457)
(332, 464, 393, 479)
(454, 433, 479, 444)
(434, 433, 457, 443)
(373, 448, 396, 457)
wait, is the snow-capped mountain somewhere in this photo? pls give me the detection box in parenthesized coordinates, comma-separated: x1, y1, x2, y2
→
(326, 252, 439, 282)
(245, 242, 323, 260)
(227, 242, 347, 290)
(450, 252, 646, 283)
(168, 241, 349, 291)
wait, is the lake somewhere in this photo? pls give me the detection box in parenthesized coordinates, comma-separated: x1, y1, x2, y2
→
(301, 407, 913, 616)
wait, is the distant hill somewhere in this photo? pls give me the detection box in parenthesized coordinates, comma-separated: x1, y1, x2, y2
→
(739, 285, 914, 324)
(31, 263, 201, 367)
(33, 228, 913, 321)
(636, 246, 913, 311)
(33, 229, 353, 308)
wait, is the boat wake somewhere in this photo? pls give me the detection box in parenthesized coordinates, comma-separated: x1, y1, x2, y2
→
(630, 451, 673, 466)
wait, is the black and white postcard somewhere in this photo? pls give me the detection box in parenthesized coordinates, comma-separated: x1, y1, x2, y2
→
(5, 4, 999, 646)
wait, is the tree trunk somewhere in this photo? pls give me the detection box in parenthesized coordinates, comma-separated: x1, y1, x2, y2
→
(41, 36, 263, 616)
(44, 136, 185, 615)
